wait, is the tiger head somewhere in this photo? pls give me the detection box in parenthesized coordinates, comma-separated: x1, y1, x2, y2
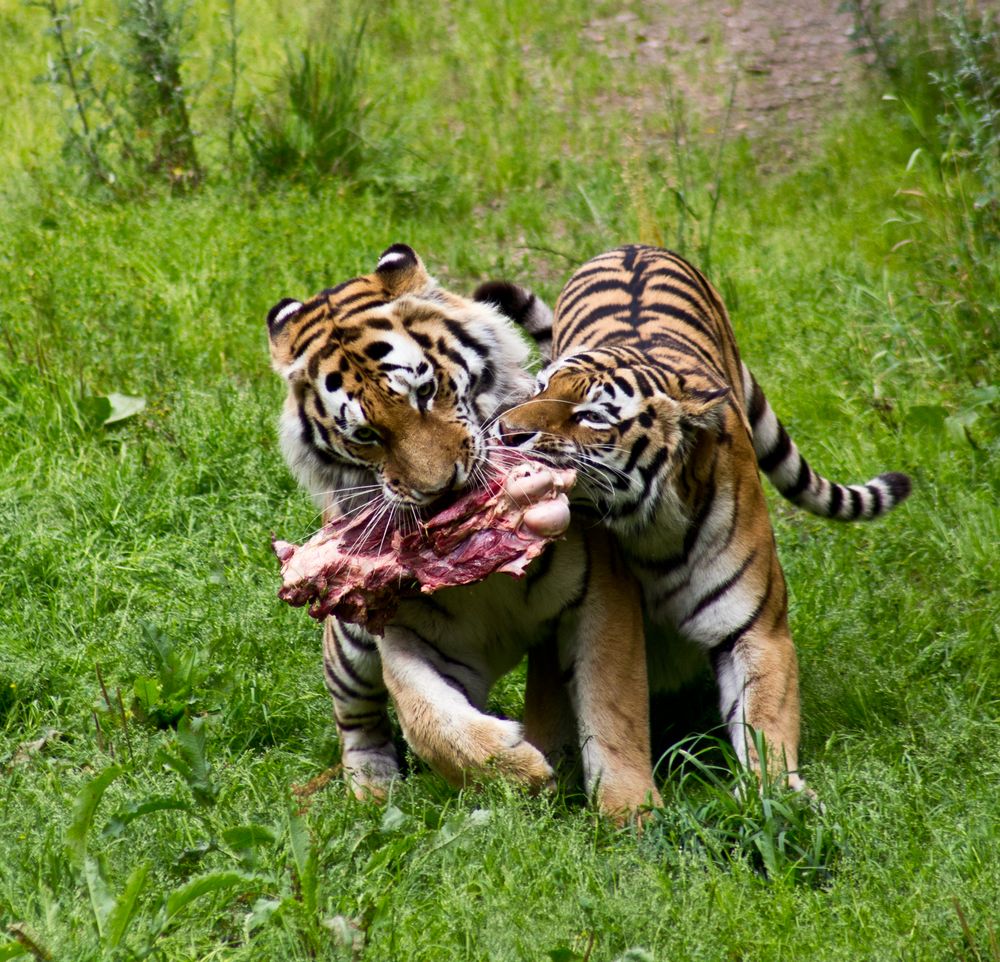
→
(496, 349, 729, 530)
(268, 244, 536, 512)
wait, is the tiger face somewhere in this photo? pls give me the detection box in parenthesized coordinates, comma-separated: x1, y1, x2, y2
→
(268, 244, 535, 510)
(498, 349, 728, 529)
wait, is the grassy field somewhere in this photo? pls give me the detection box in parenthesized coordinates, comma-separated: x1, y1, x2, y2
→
(1, 1, 998, 959)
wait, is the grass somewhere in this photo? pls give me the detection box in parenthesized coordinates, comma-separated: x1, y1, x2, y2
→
(1, 1, 998, 959)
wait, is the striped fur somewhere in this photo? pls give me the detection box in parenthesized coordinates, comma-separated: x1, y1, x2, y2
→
(268, 245, 658, 817)
(499, 244, 912, 789)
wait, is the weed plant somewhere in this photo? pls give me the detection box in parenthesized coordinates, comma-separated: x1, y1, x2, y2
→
(2, 0, 999, 959)
(242, 9, 375, 184)
(32, 0, 202, 192)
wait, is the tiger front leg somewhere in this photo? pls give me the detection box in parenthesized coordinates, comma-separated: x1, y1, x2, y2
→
(323, 618, 400, 800)
(710, 624, 806, 794)
(560, 529, 662, 823)
(379, 627, 555, 793)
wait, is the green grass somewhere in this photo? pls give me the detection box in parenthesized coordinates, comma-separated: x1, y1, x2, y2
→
(1, 1, 998, 960)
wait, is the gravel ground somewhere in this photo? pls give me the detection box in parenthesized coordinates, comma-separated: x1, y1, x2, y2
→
(585, 1, 876, 159)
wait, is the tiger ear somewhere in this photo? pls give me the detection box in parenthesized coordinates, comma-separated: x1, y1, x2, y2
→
(266, 297, 306, 377)
(375, 243, 433, 297)
(679, 386, 730, 430)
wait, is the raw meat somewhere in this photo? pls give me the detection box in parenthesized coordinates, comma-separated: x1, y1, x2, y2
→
(274, 459, 576, 633)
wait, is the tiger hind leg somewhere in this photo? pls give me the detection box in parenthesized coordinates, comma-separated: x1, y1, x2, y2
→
(710, 625, 806, 793)
(323, 618, 400, 800)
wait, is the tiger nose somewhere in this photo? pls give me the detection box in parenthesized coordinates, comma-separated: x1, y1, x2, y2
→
(498, 420, 537, 448)
(419, 463, 463, 499)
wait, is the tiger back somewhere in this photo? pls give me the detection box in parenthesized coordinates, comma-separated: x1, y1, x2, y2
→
(499, 244, 912, 790)
(268, 244, 659, 819)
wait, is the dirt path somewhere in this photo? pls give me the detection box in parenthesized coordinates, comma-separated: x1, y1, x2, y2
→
(585, 1, 871, 156)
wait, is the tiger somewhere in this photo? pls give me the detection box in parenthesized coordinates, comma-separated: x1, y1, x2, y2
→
(267, 243, 659, 819)
(495, 244, 912, 791)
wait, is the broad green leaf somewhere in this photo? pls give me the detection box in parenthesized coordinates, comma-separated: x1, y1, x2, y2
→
(167, 716, 217, 807)
(67, 766, 123, 867)
(945, 409, 979, 444)
(222, 824, 278, 850)
(287, 801, 317, 913)
(547, 948, 584, 962)
(103, 796, 190, 839)
(244, 897, 284, 935)
(105, 861, 152, 948)
(84, 855, 116, 938)
(78, 395, 113, 427)
(104, 392, 147, 424)
(131, 677, 162, 710)
(906, 404, 948, 430)
(79, 393, 146, 427)
(223, 824, 278, 869)
(158, 872, 247, 930)
(0, 941, 31, 960)
(364, 834, 420, 875)
(379, 805, 412, 833)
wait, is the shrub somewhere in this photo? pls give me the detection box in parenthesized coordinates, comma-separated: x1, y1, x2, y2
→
(242, 10, 374, 184)
(34, 0, 203, 192)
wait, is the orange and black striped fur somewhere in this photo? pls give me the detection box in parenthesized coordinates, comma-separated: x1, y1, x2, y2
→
(267, 245, 659, 818)
(498, 245, 911, 789)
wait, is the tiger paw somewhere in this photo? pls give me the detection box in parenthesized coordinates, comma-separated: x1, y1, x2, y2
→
(342, 748, 400, 802)
(442, 717, 557, 793)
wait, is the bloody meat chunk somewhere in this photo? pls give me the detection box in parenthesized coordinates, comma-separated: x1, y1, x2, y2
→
(274, 459, 576, 634)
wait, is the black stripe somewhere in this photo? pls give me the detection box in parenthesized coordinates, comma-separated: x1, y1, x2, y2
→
(849, 487, 863, 518)
(565, 300, 635, 329)
(440, 672, 471, 701)
(622, 434, 650, 474)
(326, 286, 376, 310)
(785, 457, 812, 500)
(337, 718, 386, 732)
(681, 550, 757, 626)
(292, 329, 324, 358)
(413, 632, 477, 674)
(330, 627, 380, 690)
(340, 622, 378, 652)
(710, 570, 773, 660)
(323, 665, 371, 702)
(642, 327, 724, 375)
(682, 473, 718, 558)
(337, 710, 385, 725)
(436, 337, 470, 372)
(758, 425, 792, 473)
(612, 375, 635, 397)
(443, 319, 489, 358)
(638, 444, 670, 489)
(869, 483, 883, 516)
(748, 379, 767, 426)
(291, 315, 327, 349)
(828, 483, 843, 517)
(317, 280, 354, 301)
(558, 277, 634, 317)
